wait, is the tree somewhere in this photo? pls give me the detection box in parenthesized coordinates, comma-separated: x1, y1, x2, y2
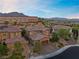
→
(21, 28, 29, 38)
(21, 28, 32, 44)
(4, 21, 9, 25)
(72, 28, 78, 41)
(14, 41, 23, 52)
(8, 50, 25, 59)
(21, 28, 26, 37)
(0, 43, 9, 56)
(8, 42, 25, 59)
(58, 29, 71, 41)
(13, 21, 17, 25)
(50, 32, 60, 48)
(50, 32, 59, 42)
(33, 41, 42, 53)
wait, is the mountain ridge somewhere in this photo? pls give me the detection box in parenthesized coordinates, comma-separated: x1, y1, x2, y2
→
(0, 12, 79, 21)
(0, 12, 27, 17)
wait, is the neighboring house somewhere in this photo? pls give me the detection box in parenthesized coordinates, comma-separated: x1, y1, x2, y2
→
(0, 25, 21, 41)
(51, 24, 72, 32)
(0, 25, 23, 48)
(0, 16, 43, 28)
(26, 25, 50, 45)
(5, 37, 26, 50)
(0, 25, 29, 55)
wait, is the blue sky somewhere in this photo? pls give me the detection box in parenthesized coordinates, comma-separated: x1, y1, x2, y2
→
(0, 0, 79, 18)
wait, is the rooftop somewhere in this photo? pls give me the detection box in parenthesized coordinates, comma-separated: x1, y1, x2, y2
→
(52, 25, 71, 29)
(0, 25, 21, 32)
(5, 37, 25, 44)
(26, 25, 49, 31)
(0, 16, 39, 22)
(30, 33, 46, 41)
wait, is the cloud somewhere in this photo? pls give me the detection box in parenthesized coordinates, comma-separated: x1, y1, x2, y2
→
(0, 0, 57, 13)
(67, 13, 79, 19)
(1, 0, 17, 13)
(0, 0, 79, 18)
(0, 0, 40, 13)
(0, 0, 68, 17)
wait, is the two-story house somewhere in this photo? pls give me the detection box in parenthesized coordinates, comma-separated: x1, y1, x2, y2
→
(0, 25, 24, 49)
(26, 25, 50, 45)
(51, 24, 72, 33)
(0, 16, 43, 28)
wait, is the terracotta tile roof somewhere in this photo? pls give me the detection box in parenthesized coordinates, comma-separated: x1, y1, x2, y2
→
(26, 25, 49, 31)
(30, 33, 47, 41)
(0, 17, 38, 22)
(5, 37, 24, 44)
(0, 25, 21, 32)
